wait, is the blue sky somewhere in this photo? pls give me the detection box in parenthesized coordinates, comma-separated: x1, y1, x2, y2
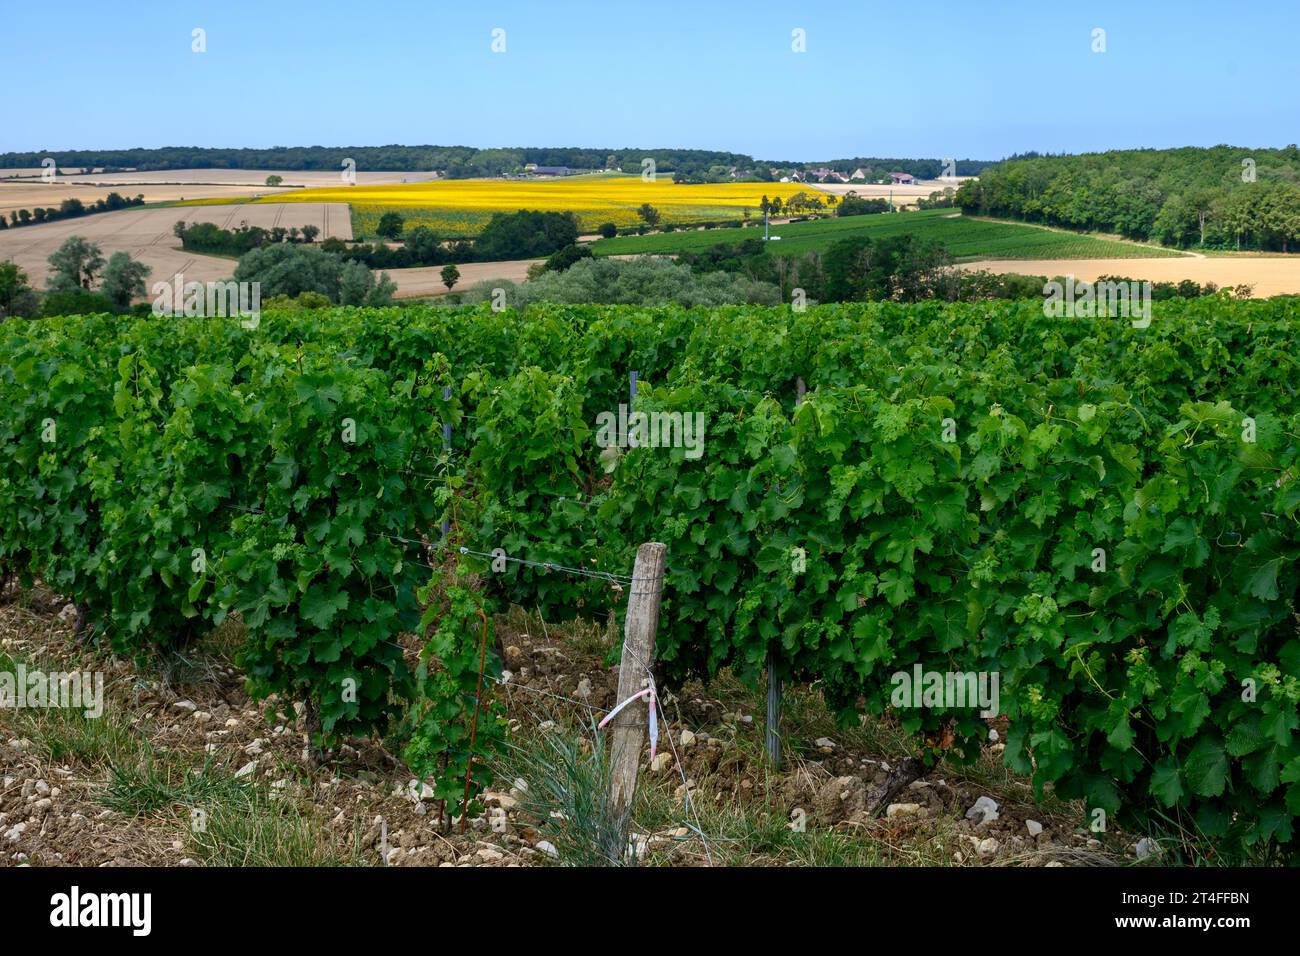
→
(4, 0, 1296, 160)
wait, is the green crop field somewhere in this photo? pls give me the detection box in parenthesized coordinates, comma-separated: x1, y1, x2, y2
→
(589, 209, 1190, 260)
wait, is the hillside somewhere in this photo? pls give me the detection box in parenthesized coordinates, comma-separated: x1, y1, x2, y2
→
(590, 209, 1187, 260)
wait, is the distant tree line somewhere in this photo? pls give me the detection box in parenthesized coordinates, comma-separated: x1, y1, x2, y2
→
(175, 220, 321, 256)
(0, 146, 753, 179)
(1, 192, 145, 230)
(180, 221, 463, 270)
(364, 209, 578, 264)
(320, 233, 475, 270)
(0, 146, 993, 183)
(916, 188, 958, 210)
(674, 235, 956, 302)
(179, 209, 580, 269)
(836, 194, 890, 216)
(958, 145, 1300, 251)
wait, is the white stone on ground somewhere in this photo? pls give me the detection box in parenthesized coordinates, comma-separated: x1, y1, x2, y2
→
(965, 795, 999, 824)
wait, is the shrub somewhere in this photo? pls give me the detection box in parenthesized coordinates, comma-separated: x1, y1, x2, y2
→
(40, 289, 115, 316)
(468, 256, 781, 308)
(544, 244, 593, 273)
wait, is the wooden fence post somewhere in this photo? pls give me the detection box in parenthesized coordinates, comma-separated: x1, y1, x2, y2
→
(765, 657, 783, 770)
(602, 541, 666, 864)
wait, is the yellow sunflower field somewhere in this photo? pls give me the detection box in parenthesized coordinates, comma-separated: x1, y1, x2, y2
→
(253, 172, 814, 236)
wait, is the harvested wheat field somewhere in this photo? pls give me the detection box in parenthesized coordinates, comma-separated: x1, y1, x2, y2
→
(959, 255, 1300, 298)
(0, 181, 291, 218)
(0, 170, 443, 217)
(23, 168, 445, 188)
(0, 203, 351, 287)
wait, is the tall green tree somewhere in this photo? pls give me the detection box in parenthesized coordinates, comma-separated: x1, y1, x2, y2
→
(46, 236, 105, 291)
(233, 243, 343, 300)
(1216, 189, 1259, 251)
(337, 258, 397, 306)
(404, 226, 445, 264)
(0, 261, 39, 318)
(1261, 183, 1300, 252)
(100, 251, 152, 310)
(376, 212, 405, 241)
(1152, 194, 1198, 247)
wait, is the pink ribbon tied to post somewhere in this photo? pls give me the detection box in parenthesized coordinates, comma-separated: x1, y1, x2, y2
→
(598, 687, 659, 762)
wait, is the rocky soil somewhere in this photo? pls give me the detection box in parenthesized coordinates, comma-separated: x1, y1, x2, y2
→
(1, 585, 1147, 867)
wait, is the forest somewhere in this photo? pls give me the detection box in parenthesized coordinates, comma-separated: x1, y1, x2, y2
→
(957, 145, 1300, 251)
